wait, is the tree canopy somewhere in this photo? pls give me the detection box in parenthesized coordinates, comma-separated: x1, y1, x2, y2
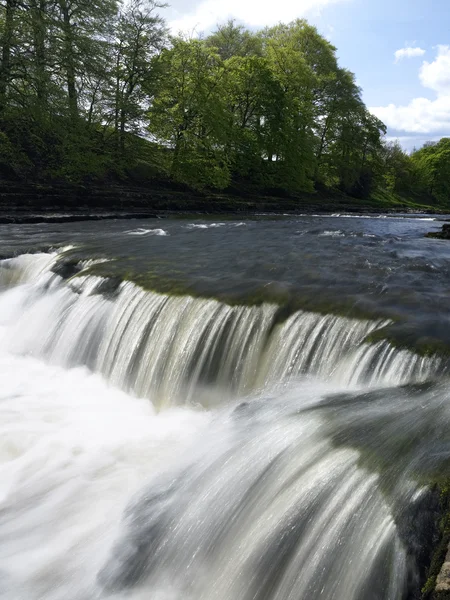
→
(0, 2, 448, 205)
(147, 19, 388, 196)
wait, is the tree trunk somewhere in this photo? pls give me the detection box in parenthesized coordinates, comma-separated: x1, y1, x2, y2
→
(30, 0, 48, 113)
(0, 0, 17, 111)
(119, 107, 126, 153)
(87, 82, 100, 126)
(59, 0, 78, 122)
(114, 40, 122, 151)
(315, 114, 331, 178)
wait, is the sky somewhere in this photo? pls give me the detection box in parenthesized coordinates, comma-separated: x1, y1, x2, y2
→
(161, 0, 450, 151)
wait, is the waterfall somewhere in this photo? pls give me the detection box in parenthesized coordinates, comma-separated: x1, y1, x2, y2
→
(0, 251, 443, 408)
(0, 249, 448, 600)
(100, 383, 444, 600)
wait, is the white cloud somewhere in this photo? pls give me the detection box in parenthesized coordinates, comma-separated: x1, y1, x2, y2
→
(394, 46, 425, 63)
(419, 45, 450, 94)
(169, 0, 348, 34)
(386, 135, 442, 152)
(371, 96, 450, 134)
(371, 46, 450, 135)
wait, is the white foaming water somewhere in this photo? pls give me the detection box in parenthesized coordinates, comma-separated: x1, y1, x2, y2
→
(125, 228, 168, 236)
(319, 229, 345, 237)
(0, 352, 209, 600)
(0, 252, 441, 410)
(99, 386, 411, 600)
(185, 223, 226, 229)
(329, 214, 437, 220)
(0, 250, 446, 600)
(0, 251, 57, 287)
(0, 355, 411, 600)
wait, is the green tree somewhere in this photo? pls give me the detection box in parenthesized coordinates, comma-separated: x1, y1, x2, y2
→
(412, 138, 450, 204)
(0, 0, 17, 110)
(259, 20, 320, 190)
(313, 68, 362, 185)
(220, 54, 275, 180)
(1, 4, 419, 205)
(149, 37, 230, 189)
(380, 140, 418, 196)
(206, 20, 262, 60)
(111, 0, 167, 155)
(54, 0, 119, 123)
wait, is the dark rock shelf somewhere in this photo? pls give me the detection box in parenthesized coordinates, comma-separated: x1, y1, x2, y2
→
(427, 224, 450, 240)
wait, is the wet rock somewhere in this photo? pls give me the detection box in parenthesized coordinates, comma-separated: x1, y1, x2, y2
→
(436, 547, 450, 592)
(93, 277, 122, 298)
(52, 260, 82, 280)
(427, 224, 450, 240)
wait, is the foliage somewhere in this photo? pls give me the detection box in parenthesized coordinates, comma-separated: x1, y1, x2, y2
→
(0, 0, 166, 182)
(411, 139, 450, 204)
(0, 1, 448, 202)
(148, 38, 230, 189)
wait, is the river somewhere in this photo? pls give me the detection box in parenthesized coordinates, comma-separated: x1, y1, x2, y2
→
(1, 213, 450, 600)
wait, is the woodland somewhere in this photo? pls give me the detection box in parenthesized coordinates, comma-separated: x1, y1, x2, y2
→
(0, 0, 449, 205)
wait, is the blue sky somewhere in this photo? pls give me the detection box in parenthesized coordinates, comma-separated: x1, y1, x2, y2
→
(162, 0, 450, 151)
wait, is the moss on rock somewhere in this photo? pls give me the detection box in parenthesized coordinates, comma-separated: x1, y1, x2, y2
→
(422, 481, 450, 599)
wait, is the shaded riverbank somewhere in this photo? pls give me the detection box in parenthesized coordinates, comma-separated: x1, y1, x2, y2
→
(0, 181, 445, 224)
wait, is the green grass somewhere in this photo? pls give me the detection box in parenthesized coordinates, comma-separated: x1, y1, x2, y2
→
(370, 188, 445, 212)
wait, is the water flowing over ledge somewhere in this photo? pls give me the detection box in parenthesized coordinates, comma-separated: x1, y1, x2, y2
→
(1, 248, 449, 600)
(0, 251, 443, 407)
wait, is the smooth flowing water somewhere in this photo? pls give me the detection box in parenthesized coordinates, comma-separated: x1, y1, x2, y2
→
(1, 214, 450, 600)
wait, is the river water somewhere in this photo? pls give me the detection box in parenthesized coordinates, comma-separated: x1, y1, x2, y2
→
(1, 214, 450, 599)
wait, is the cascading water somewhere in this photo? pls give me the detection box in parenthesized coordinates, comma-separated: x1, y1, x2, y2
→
(0, 245, 448, 600)
(1, 252, 442, 404)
